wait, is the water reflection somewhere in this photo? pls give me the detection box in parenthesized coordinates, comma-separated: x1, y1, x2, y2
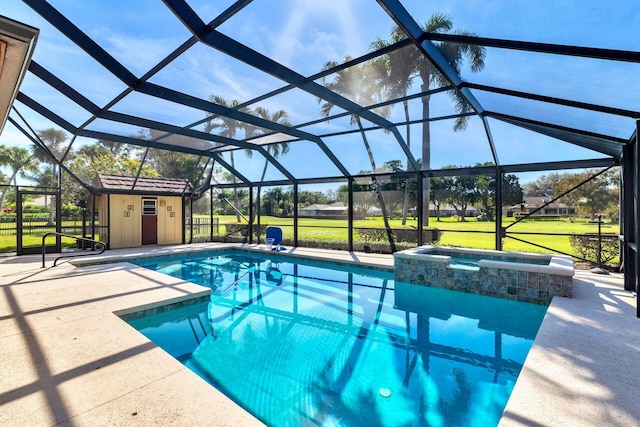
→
(130, 252, 546, 427)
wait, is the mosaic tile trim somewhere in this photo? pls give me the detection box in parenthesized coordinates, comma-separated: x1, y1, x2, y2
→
(117, 295, 210, 321)
(394, 256, 572, 305)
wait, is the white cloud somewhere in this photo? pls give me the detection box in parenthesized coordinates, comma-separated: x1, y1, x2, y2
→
(271, 1, 365, 74)
(105, 34, 181, 77)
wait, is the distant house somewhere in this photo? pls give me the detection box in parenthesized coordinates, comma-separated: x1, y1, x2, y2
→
(432, 204, 477, 218)
(299, 202, 347, 216)
(298, 202, 385, 217)
(409, 204, 477, 218)
(506, 196, 576, 216)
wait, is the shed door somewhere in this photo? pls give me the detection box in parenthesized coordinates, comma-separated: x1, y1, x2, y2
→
(141, 198, 157, 245)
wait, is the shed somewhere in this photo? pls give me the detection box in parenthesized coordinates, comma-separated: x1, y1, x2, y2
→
(93, 173, 193, 249)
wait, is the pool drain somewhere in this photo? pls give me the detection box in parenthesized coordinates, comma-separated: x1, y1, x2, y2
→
(378, 387, 392, 398)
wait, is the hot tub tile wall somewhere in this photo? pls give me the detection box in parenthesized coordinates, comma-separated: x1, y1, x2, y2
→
(394, 255, 572, 305)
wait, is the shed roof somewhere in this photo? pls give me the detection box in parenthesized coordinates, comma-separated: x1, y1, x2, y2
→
(94, 173, 192, 196)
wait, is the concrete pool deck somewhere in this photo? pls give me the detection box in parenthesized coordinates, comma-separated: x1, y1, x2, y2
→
(0, 243, 638, 426)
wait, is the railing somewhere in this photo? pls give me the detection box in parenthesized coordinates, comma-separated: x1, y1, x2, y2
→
(0, 215, 101, 236)
(42, 232, 107, 268)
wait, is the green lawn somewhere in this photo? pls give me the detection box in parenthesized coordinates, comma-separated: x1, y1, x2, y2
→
(0, 219, 99, 253)
(1, 215, 618, 262)
(205, 215, 619, 258)
(0, 234, 84, 253)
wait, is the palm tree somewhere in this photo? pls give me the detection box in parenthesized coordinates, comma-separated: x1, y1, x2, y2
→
(246, 106, 292, 220)
(204, 96, 253, 222)
(29, 165, 54, 192)
(75, 142, 111, 159)
(371, 29, 419, 225)
(98, 138, 128, 156)
(319, 57, 396, 251)
(374, 15, 486, 226)
(0, 146, 41, 211)
(32, 128, 67, 224)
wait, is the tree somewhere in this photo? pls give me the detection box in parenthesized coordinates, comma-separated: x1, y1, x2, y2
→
(371, 30, 419, 224)
(29, 166, 55, 211)
(379, 160, 407, 218)
(30, 165, 54, 191)
(64, 147, 158, 205)
(374, 16, 485, 226)
(555, 169, 619, 220)
(438, 165, 479, 221)
(502, 174, 525, 208)
(145, 149, 201, 180)
(474, 162, 523, 221)
(0, 146, 40, 211)
(352, 181, 379, 220)
(261, 187, 293, 217)
(522, 173, 563, 197)
(32, 128, 68, 223)
(430, 175, 451, 221)
(205, 96, 253, 222)
(298, 190, 327, 207)
(250, 107, 292, 182)
(246, 107, 292, 220)
(335, 184, 349, 205)
(75, 142, 111, 159)
(523, 169, 618, 220)
(97, 138, 129, 156)
(213, 188, 249, 216)
(319, 57, 397, 251)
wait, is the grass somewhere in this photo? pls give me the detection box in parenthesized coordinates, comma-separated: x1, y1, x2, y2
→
(1, 215, 619, 263)
(206, 215, 620, 259)
(0, 230, 100, 253)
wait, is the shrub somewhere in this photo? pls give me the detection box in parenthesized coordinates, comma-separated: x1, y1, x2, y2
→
(518, 214, 562, 221)
(23, 204, 48, 214)
(62, 204, 84, 218)
(355, 227, 441, 245)
(356, 228, 387, 242)
(569, 233, 619, 265)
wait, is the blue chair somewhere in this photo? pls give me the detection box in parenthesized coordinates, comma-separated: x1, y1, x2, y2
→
(265, 226, 284, 251)
(266, 264, 283, 286)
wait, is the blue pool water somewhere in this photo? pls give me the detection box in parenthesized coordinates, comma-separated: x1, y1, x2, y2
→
(447, 255, 548, 270)
(128, 251, 546, 427)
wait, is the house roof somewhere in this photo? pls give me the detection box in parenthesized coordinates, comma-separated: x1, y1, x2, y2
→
(0, 16, 38, 135)
(94, 173, 192, 196)
(507, 196, 572, 209)
(301, 202, 347, 211)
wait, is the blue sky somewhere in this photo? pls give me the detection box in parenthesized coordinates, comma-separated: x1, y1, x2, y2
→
(1, 0, 637, 189)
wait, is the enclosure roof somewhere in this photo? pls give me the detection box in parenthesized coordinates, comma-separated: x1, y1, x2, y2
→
(0, 1, 636, 190)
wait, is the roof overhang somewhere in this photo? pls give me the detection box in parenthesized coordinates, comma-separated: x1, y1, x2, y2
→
(0, 15, 39, 135)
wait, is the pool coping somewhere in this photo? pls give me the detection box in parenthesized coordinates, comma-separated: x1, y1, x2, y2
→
(1, 243, 638, 426)
(70, 243, 396, 273)
(394, 245, 575, 276)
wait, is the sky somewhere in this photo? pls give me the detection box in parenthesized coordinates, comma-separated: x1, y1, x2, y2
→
(0, 0, 637, 190)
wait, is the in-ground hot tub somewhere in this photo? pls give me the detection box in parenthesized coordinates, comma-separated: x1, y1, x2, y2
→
(394, 246, 574, 305)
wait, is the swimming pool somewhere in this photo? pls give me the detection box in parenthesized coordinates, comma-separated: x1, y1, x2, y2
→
(127, 250, 547, 427)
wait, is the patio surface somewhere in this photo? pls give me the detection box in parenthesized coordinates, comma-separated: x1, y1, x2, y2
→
(0, 243, 638, 426)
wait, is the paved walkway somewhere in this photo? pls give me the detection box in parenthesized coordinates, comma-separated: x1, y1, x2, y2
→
(500, 269, 640, 427)
(1, 243, 637, 426)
